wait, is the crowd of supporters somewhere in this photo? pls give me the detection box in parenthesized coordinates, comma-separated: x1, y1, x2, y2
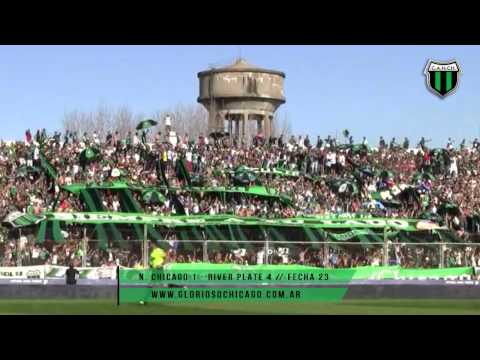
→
(1, 125, 480, 268)
(3, 235, 480, 269)
(2, 129, 480, 222)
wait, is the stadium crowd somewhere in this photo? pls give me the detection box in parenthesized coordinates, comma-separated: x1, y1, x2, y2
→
(2, 128, 480, 222)
(1, 125, 480, 268)
(3, 236, 480, 269)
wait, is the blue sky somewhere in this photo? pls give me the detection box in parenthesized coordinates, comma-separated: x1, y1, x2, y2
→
(1, 45, 479, 146)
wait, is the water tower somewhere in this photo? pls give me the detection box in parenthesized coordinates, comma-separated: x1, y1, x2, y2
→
(197, 58, 286, 141)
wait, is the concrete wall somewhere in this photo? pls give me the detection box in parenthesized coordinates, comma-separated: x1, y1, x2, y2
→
(199, 72, 285, 101)
(0, 285, 116, 299)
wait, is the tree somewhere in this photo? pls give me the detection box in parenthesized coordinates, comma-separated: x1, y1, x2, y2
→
(342, 129, 350, 144)
(62, 103, 132, 140)
(150, 104, 208, 139)
(62, 103, 208, 141)
(271, 112, 292, 138)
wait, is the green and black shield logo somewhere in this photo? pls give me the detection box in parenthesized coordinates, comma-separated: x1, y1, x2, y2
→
(424, 60, 461, 98)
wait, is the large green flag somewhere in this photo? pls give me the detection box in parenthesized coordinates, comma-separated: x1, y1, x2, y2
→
(79, 147, 100, 168)
(136, 119, 157, 130)
(233, 166, 257, 186)
(142, 189, 166, 205)
(175, 158, 191, 187)
(35, 220, 64, 244)
(3, 211, 44, 228)
(39, 151, 57, 179)
(438, 202, 461, 216)
(328, 178, 359, 195)
(338, 143, 369, 156)
(16, 165, 40, 178)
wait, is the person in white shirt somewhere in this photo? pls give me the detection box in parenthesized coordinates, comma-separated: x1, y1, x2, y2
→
(327, 151, 336, 165)
(453, 216, 460, 227)
(186, 150, 192, 163)
(112, 199, 120, 212)
(371, 256, 380, 266)
(193, 203, 199, 214)
(298, 135, 305, 149)
(33, 147, 39, 162)
(31, 246, 40, 264)
(325, 151, 337, 174)
(165, 115, 172, 128)
(169, 131, 177, 147)
(256, 249, 265, 265)
(167, 149, 174, 163)
(298, 249, 306, 264)
(446, 138, 454, 150)
(277, 248, 289, 264)
(337, 151, 346, 169)
(456, 251, 462, 266)
(52, 253, 58, 265)
(133, 133, 139, 146)
(93, 131, 100, 145)
(449, 156, 458, 177)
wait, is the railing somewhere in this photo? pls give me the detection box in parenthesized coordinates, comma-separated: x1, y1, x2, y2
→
(3, 237, 480, 269)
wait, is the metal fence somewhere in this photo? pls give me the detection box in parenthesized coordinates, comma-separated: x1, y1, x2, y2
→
(3, 235, 480, 269)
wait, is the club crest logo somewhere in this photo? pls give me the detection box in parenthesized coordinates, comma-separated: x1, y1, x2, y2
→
(424, 60, 461, 98)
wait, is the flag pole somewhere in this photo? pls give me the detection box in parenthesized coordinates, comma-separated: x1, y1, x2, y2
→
(17, 228, 22, 267)
(143, 224, 148, 269)
(82, 227, 87, 267)
(383, 226, 389, 266)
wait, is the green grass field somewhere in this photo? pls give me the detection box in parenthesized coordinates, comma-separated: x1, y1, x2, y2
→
(2, 299, 480, 315)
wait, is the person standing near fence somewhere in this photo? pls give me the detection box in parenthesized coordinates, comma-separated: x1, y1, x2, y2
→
(150, 243, 166, 269)
(66, 263, 79, 285)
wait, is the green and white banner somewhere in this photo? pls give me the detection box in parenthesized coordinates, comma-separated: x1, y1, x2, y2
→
(62, 181, 292, 203)
(2, 211, 44, 228)
(0, 264, 474, 282)
(120, 263, 475, 285)
(0, 266, 46, 279)
(45, 265, 116, 280)
(42, 212, 432, 231)
(0, 265, 116, 280)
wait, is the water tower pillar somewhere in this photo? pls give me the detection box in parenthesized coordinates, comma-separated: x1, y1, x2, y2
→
(257, 115, 263, 136)
(234, 116, 240, 138)
(241, 113, 246, 139)
(264, 115, 271, 139)
(269, 115, 274, 138)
